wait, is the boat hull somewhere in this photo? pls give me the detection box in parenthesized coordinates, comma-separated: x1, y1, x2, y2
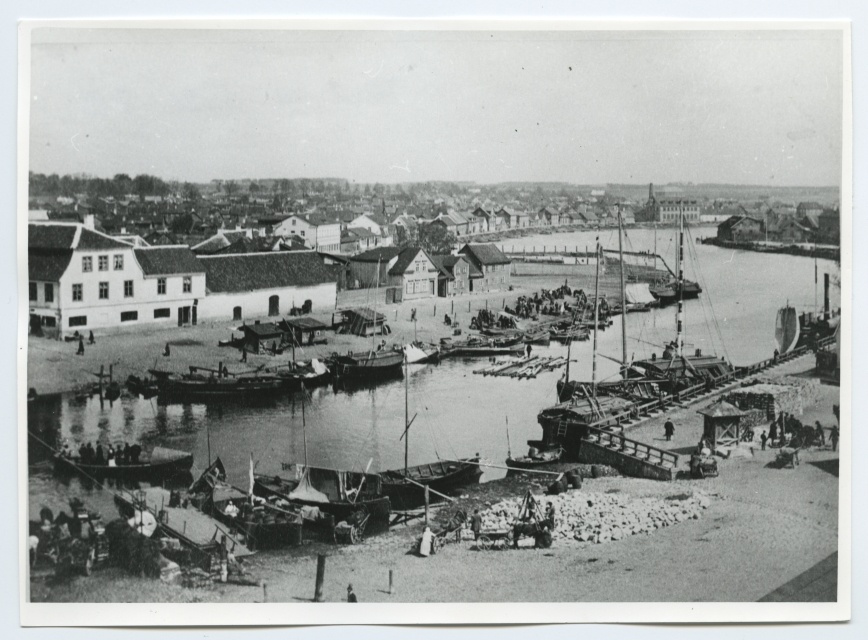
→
(155, 377, 284, 402)
(775, 306, 801, 354)
(380, 458, 483, 510)
(52, 453, 194, 482)
(331, 351, 405, 378)
(253, 476, 392, 524)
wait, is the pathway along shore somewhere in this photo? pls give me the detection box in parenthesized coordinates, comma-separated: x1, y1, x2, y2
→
(30, 353, 839, 603)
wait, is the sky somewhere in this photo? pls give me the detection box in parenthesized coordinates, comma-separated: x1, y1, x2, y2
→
(26, 27, 845, 186)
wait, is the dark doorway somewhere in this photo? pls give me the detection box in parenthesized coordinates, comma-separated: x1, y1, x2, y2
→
(192, 306, 197, 326)
(268, 295, 279, 316)
(233, 306, 242, 321)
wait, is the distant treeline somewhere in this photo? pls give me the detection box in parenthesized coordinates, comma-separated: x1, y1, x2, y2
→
(29, 172, 174, 200)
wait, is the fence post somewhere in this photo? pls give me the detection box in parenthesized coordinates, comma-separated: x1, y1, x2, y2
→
(314, 554, 327, 602)
(388, 569, 394, 595)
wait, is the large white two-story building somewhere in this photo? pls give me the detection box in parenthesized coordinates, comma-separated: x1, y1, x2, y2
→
(272, 214, 341, 253)
(28, 222, 205, 338)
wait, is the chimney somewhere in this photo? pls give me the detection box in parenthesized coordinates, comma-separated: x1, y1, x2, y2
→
(824, 273, 830, 320)
(83, 213, 95, 230)
(648, 183, 654, 202)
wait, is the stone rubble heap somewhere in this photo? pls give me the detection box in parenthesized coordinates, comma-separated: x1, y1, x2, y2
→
(480, 490, 712, 546)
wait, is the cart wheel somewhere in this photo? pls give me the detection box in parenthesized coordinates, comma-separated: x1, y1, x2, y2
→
(431, 536, 441, 555)
(350, 528, 360, 545)
(83, 548, 95, 576)
(477, 535, 492, 551)
(505, 529, 515, 547)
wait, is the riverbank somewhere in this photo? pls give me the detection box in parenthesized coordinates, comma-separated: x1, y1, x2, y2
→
(29, 356, 839, 604)
(701, 237, 840, 261)
(26, 273, 620, 396)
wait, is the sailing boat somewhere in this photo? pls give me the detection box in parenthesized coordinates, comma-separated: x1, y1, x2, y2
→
(253, 384, 392, 524)
(379, 355, 483, 510)
(332, 259, 404, 378)
(629, 205, 733, 392)
(774, 304, 801, 354)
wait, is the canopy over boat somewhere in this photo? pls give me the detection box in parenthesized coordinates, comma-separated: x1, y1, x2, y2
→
(625, 283, 655, 305)
(775, 305, 801, 354)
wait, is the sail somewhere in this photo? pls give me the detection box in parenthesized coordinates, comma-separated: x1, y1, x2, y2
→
(403, 343, 430, 364)
(775, 306, 801, 354)
(288, 468, 330, 503)
(625, 283, 655, 305)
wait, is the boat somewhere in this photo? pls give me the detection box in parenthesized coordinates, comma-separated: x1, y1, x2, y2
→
(402, 341, 441, 364)
(506, 445, 564, 470)
(330, 348, 405, 378)
(775, 304, 801, 354)
(274, 358, 332, 388)
(125, 374, 159, 399)
(379, 355, 483, 510)
(254, 465, 391, 524)
(52, 446, 194, 482)
(149, 367, 284, 402)
(440, 335, 526, 357)
(188, 458, 308, 550)
(252, 385, 391, 524)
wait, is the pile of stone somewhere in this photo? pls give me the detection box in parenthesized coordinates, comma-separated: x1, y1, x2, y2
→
(479, 490, 711, 546)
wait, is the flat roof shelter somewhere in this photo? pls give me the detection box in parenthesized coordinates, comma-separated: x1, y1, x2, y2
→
(240, 321, 286, 353)
(282, 316, 330, 347)
(697, 401, 746, 450)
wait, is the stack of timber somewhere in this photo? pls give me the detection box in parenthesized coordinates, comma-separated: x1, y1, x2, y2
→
(473, 355, 567, 379)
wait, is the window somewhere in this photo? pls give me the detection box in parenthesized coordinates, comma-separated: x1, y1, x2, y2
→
(124, 280, 134, 298)
(183, 277, 192, 293)
(157, 278, 166, 295)
(114, 254, 124, 270)
(69, 315, 87, 327)
(291, 219, 296, 226)
(98, 255, 109, 271)
(29, 282, 36, 301)
(44, 283, 54, 303)
(72, 284, 83, 301)
(99, 282, 109, 299)
(154, 308, 171, 319)
(300, 230, 305, 237)
(41, 316, 56, 328)
(120, 311, 138, 322)
(82, 256, 92, 272)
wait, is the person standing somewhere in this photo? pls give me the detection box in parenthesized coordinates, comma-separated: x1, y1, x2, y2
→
(240, 345, 247, 363)
(830, 426, 839, 452)
(760, 430, 768, 451)
(95, 443, 105, 465)
(526, 343, 532, 358)
(76, 336, 85, 356)
(346, 584, 358, 603)
(664, 420, 675, 442)
(163, 343, 171, 357)
(470, 509, 483, 541)
(88, 330, 95, 345)
(769, 420, 778, 445)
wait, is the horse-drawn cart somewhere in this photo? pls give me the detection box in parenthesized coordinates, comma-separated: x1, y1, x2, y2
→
(334, 509, 370, 545)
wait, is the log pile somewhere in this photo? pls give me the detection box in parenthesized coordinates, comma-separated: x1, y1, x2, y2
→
(473, 356, 567, 379)
(478, 490, 711, 546)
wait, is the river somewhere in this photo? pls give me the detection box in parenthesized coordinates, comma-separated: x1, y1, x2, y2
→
(27, 226, 840, 519)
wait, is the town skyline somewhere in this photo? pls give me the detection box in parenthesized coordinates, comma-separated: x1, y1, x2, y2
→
(28, 28, 843, 187)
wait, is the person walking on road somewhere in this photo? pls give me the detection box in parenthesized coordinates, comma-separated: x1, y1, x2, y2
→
(76, 336, 85, 356)
(830, 426, 839, 452)
(664, 420, 675, 442)
(760, 430, 768, 451)
(470, 509, 483, 541)
(163, 343, 171, 357)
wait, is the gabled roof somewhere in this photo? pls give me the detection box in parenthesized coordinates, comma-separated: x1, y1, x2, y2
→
(459, 243, 511, 266)
(388, 247, 432, 276)
(29, 224, 78, 250)
(350, 246, 402, 263)
(29, 251, 72, 282)
(199, 251, 336, 293)
(697, 401, 745, 418)
(77, 227, 133, 250)
(282, 316, 329, 331)
(240, 322, 284, 337)
(718, 215, 763, 233)
(134, 247, 206, 275)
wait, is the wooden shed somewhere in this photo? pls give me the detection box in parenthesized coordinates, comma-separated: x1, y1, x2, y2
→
(697, 401, 746, 450)
(240, 321, 286, 354)
(333, 307, 388, 337)
(281, 316, 329, 347)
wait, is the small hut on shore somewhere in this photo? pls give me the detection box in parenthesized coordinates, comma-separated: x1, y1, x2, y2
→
(697, 401, 746, 450)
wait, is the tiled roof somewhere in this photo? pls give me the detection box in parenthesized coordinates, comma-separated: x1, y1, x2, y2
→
(283, 317, 329, 330)
(200, 251, 336, 293)
(134, 247, 205, 275)
(697, 401, 745, 418)
(459, 243, 511, 265)
(350, 247, 402, 263)
(29, 224, 78, 249)
(77, 227, 132, 250)
(29, 250, 72, 282)
(241, 322, 284, 337)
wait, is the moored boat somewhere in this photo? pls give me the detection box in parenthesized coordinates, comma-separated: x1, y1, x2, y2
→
(506, 445, 564, 470)
(775, 304, 801, 354)
(402, 342, 440, 364)
(53, 446, 194, 482)
(380, 458, 483, 510)
(150, 367, 283, 402)
(330, 348, 404, 378)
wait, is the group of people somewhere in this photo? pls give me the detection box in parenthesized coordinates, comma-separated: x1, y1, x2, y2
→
(63, 441, 143, 467)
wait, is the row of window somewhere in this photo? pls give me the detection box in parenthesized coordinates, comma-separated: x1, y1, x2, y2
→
(82, 254, 125, 273)
(68, 307, 173, 327)
(67, 277, 191, 302)
(29, 282, 53, 302)
(405, 279, 435, 294)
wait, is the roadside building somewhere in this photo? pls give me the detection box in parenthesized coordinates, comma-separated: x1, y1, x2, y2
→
(386, 247, 438, 300)
(716, 215, 765, 242)
(281, 316, 330, 347)
(28, 222, 205, 338)
(197, 251, 337, 322)
(431, 254, 478, 297)
(272, 213, 341, 253)
(818, 208, 840, 245)
(240, 321, 286, 354)
(458, 243, 512, 292)
(538, 206, 561, 226)
(347, 246, 402, 289)
(774, 217, 815, 244)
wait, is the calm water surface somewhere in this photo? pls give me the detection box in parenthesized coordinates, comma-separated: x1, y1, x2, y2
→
(28, 226, 840, 518)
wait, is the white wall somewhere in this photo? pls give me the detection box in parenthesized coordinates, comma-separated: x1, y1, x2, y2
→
(197, 282, 337, 321)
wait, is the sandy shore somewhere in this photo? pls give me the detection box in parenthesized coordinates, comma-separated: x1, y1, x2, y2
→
(29, 354, 840, 603)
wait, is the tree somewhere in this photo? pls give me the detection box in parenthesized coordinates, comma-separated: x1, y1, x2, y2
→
(113, 173, 133, 198)
(224, 180, 238, 198)
(417, 222, 456, 255)
(182, 182, 201, 202)
(249, 181, 261, 195)
(394, 224, 413, 248)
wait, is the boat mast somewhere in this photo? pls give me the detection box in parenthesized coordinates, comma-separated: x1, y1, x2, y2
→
(617, 205, 628, 378)
(676, 205, 684, 358)
(301, 383, 308, 469)
(404, 353, 409, 477)
(592, 240, 601, 398)
(372, 258, 381, 354)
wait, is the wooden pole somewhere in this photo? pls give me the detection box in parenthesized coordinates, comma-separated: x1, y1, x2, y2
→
(314, 554, 326, 602)
(424, 484, 430, 527)
(262, 581, 268, 603)
(98, 364, 104, 399)
(108, 364, 113, 385)
(388, 569, 394, 595)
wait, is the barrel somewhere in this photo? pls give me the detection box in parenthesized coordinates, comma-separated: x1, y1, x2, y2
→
(591, 464, 605, 479)
(565, 471, 582, 489)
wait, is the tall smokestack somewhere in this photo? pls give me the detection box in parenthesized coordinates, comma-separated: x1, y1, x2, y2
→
(824, 273, 830, 320)
(649, 183, 654, 202)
